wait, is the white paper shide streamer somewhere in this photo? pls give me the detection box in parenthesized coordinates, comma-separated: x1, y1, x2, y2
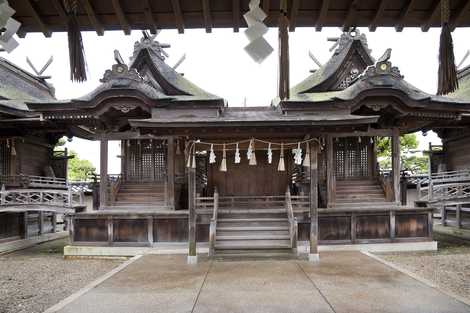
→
(209, 144, 216, 164)
(267, 142, 273, 164)
(294, 142, 302, 165)
(235, 142, 241, 164)
(0, 1, 21, 52)
(220, 144, 227, 172)
(278, 143, 285, 172)
(243, 0, 273, 63)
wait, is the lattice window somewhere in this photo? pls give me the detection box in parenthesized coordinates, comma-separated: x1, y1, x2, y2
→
(124, 139, 167, 182)
(334, 137, 370, 179)
(0, 140, 11, 176)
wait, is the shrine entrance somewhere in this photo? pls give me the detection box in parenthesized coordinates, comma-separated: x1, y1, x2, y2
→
(122, 139, 167, 183)
(333, 137, 373, 180)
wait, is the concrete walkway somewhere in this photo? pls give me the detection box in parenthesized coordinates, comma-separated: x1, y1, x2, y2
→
(53, 252, 470, 313)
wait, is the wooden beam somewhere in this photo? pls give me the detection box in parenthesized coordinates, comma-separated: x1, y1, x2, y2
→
(81, 0, 104, 36)
(167, 137, 175, 209)
(289, 0, 300, 32)
(421, 0, 441, 32)
(309, 141, 319, 261)
(395, 0, 415, 32)
(392, 128, 401, 204)
(278, 11, 290, 100)
(316, 0, 329, 31)
(25, 0, 51, 37)
(450, 0, 470, 30)
(343, 0, 359, 32)
(50, 0, 68, 27)
(143, 0, 157, 34)
(201, 0, 212, 33)
(368, 0, 387, 32)
(187, 153, 197, 264)
(99, 139, 108, 209)
(232, 0, 240, 32)
(111, 0, 131, 35)
(171, 0, 185, 34)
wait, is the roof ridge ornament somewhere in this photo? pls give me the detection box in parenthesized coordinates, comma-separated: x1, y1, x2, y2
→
(330, 29, 370, 56)
(363, 48, 403, 80)
(100, 63, 143, 85)
(131, 30, 170, 62)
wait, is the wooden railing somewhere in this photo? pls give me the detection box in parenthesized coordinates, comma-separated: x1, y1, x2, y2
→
(417, 169, 470, 202)
(108, 174, 122, 204)
(0, 187, 84, 208)
(0, 174, 67, 189)
(208, 188, 219, 257)
(285, 187, 298, 252)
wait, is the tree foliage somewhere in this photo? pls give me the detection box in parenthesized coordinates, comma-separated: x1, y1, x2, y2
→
(67, 150, 96, 181)
(376, 133, 428, 174)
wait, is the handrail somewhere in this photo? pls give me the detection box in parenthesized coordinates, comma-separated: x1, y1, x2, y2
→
(209, 187, 219, 257)
(108, 174, 122, 204)
(285, 186, 298, 253)
(417, 169, 470, 201)
(0, 187, 84, 208)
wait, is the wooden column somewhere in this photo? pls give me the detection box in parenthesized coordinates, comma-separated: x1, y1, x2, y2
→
(309, 142, 319, 262)
(38, 211, 44, 235)
(187, 154, 197, 264)
(147, 217, 154, 246)
(52, 213, 57, 233)
(121, 140, 126, 181)
(99, 138, 108, 209)
(167, 137, 176, 210)
(278, 1, 289, 100)
(22, 212, 29, 239)
(391, 128, 401, 204)
(326, 135, 335, 207)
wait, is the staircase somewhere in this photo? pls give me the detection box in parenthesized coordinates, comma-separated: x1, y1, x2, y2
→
(108, 182, 167, 210)
(335, 178, 393, 208)
(213, 201, 294, 259)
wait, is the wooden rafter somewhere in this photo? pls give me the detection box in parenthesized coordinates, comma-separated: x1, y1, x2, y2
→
(421, 0, 441, 32)
(171, 0, 185, 34)
(315, 0, 329, 31)
(25, 0, 51, 37)
(289, 0, 300, 32)
(143, 0, 157, 34)
(232, 0, 240, 32)
(450, 0, 470, 31)
(343, 0, 359, 32)
(111, 0, 131, 35)
(50, 0, 68, 27)
(81, 0, 104, 36)
(395, 0, 415, 32)
(201, 0, 212, 33)
(368, 0, 387, 32)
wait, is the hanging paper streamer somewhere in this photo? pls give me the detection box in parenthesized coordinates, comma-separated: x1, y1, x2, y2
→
(303, 142, 310, 167)
(294, 142, 302, 165)
(243, 0, 273, 64)
(235, 142, 241, 164)
(192, 153, 196, 169)
(176, 139, 181, 155)
(278, 143, 285, 172)
(249, 141, 257, 166)
(10, 140, 16, 156)
(358, 137, 362, 143)
(246, 139, 253, 161)
(220, 144, 227, 172)
(209, 144, 216, 164)
(186, 144, 192, 168)
(267, 142, 273, 164)
(370, 137, 374, 144)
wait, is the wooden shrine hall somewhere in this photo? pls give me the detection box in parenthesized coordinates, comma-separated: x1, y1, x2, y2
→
(18, 30, 470, 261)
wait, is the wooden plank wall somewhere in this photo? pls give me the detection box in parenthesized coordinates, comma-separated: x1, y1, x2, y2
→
(0, 212, 21, 241)
(16, 140, 51, 176)
(444, 131, 470, 171)
(208, 151, 291, 196)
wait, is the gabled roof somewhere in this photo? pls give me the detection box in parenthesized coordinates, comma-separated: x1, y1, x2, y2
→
(448, 65, 470, 101)
(291, 30, 374, 95)
(0, 57, 55, 117)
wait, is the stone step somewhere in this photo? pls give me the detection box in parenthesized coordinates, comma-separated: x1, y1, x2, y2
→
(213, 249, 294, 260)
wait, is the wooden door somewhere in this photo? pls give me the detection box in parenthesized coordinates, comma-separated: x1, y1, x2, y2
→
(123, 139, 167, 182)
(334, 137, 370, 180)
(0, 141, 10, 176)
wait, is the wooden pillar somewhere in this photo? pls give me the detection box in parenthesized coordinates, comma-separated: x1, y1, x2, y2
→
(390, 211, 396, 242)
(107, 217, 113, 246)
(309, 141, 319, 262)
(147, 217, 154, 246)
(99, 139, 108, 209)
(38, 211, 44, 235)
(52, 213, 57, 233)
(187, 155, 197, 264)
(326, 135, 335, 207)
(278, 1, 289, 100)
(167, 137, 176, 210)
(22, 212, 29, 239)
(391, 128, 401, 204)
(121, 140, 126, 181)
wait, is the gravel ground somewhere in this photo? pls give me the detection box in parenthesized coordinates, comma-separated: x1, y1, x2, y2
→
(376, 232, 470, 303)
(0, 239, 122, 313)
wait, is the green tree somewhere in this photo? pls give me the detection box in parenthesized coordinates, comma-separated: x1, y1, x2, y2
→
(376, 133, 428, 174)
(67, 150, 96, 181)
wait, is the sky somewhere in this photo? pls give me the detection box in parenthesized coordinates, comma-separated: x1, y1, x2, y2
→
(4, 26, 467, 173)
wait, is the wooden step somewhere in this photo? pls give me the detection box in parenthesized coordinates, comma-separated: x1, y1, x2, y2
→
(214, 249, 294, 260)
(218, 225, 289, 232)
(217, 234, 290, 240)
(215, 239, 291, 250)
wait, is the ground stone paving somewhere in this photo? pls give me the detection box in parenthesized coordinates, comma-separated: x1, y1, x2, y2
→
(55, 252, 470, 313)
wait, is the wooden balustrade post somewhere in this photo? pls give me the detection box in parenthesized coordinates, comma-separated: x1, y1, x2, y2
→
(390, 211, 396, 242)
(22, 212, 29, 239)
(309, 141, 319, 262)
(147, 217, 154, 246)
(188, 159, 197, 264)
(38, 211, 44, 235)
(1, 184, 5, 204)
(52, 213, 57, 233)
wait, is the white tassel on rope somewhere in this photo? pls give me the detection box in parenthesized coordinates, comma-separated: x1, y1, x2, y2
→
(303, 142, 310, 167)
(294, 142, 302, 165)
(235, 142, 241, 164)
(267, 142, 272, 164)
(209, 144, 216, 164)
(220, 144, 227, 172)
(249, 140, 257, 166)
(246, 139, 253, 161)
(278, 143, 285, 171)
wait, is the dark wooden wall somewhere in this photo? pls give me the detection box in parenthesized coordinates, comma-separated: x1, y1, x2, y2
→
(0, 213, 21, 241)
(16, 139, 51, 176)
(443, 130, 470, 171)
(208, 150, 291, 196)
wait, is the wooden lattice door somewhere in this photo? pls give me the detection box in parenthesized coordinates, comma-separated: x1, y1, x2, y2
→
(0, 141, 11, 176)
(123, 139, 167, 182)
(334, 137, 370, 180)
